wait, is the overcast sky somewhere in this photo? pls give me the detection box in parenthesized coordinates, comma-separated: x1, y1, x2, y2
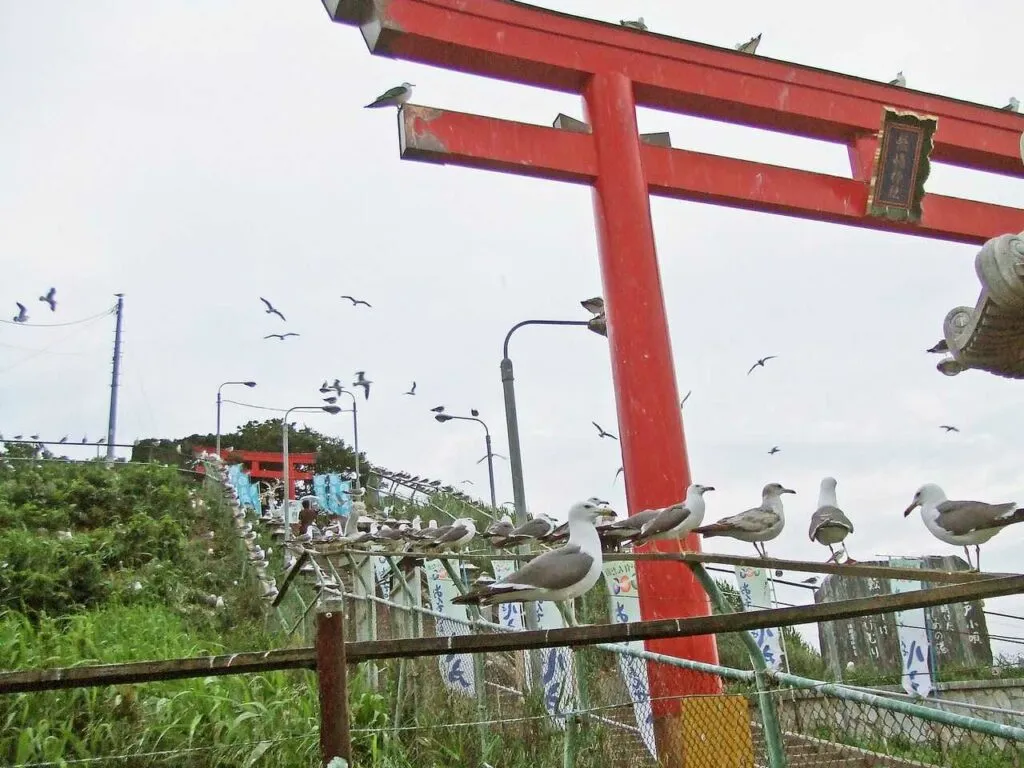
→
(2, 0, 1024, 656)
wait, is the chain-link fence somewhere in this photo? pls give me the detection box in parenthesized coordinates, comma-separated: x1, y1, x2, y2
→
(276, 542, 1024, 768)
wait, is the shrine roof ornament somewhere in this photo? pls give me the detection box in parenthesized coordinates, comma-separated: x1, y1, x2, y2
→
(931, 231, 1024, 380)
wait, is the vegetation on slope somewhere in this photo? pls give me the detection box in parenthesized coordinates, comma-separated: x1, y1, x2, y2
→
(0, 459, 357, 765)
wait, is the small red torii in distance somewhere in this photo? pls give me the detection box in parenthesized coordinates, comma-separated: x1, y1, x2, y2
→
(319, 0, 1024, 757)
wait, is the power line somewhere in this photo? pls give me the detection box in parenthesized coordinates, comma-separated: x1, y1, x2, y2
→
(0, 305, 116, 327)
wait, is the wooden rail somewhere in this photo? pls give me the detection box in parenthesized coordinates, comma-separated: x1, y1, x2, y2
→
(308, 546, 1007, 585)
(3, 572, 1023, 695)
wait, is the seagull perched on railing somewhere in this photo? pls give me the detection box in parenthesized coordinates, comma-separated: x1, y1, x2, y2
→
(695, 483, 795, 557)
(903, 484, 1024, 571)
(808, 477, 855, 563)
(482, 515, 515, 547)
(502, 513, 557, 546)
(452, 499, 616, 611)
(12, 303, 28, 323)
(624, 484, 714, 548)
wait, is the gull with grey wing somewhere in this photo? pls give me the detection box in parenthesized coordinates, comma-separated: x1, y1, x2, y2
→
(452, 499, 616, 610)
(808, 476, 855, 562)
(625, 484, 714, 548)
(903, 483, 1024, 571)
(695, 482, 795, 557)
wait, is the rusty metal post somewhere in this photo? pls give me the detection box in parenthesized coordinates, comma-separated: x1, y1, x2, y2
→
(317, 599, 352, 766)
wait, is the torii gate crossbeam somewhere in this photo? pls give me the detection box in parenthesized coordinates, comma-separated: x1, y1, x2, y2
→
(318, 0, 1024, 758)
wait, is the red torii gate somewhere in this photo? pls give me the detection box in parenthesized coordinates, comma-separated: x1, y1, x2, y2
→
(319, 0, 1024, 756)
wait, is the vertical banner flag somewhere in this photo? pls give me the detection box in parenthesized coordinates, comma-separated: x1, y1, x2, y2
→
(373, 556, 392, 601)
(890, 557, 934, 697)
(493, 559, 531, 692)
(533, 600, 578, 729)
(424, 559, 477, 697)
(313, 474, 329, 509)
(734, 566, 786, 672)
(602, 560, 657, 758)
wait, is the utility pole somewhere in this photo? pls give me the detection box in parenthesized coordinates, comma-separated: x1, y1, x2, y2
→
(106, 294, 124, 462)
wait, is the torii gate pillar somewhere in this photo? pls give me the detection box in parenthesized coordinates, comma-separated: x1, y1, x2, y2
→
(584, 71, 722, 708)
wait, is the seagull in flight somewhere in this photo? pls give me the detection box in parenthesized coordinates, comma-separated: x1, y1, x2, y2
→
(264, 333, 300, 341)
(940, 425, 960, 433)
(459, 479, 474, 486)
(470, 408, 480, 417)
(592, 422, 618, 440)
(58, 435, 68, 444)
(926, 340, 949, 354)
(735, 33, 761, 54)
(341, 295, 372, 308)
(39, 288, 57, 312)
(680, 390, 692, 408)
(12, 303, 28, 323)
(768, 446, 781, 455)
(477, 453, 508, 464)
(614, 467, 624, 483)
(323, 396, 338, 404)
(365, 82, 414, 109)
(259, 297, 286, 321)
(404, 382, 417, 396)
(353, 371, 372, 400)
(747, 355, 778, 375)
(430, 405, 445, 413)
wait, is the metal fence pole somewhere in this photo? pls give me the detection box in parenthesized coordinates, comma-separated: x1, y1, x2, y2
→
(317, 599, 352, 766)
(689, 563, 788, 768)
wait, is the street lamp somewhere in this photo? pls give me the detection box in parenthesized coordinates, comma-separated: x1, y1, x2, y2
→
(216, 381, 257, 456)
(500, 298, 607, 527)
(434, 412, 497, 508)
(499, 299, 607, 670)
(324, 386, 361, 492)
(282, 404, 342, 542)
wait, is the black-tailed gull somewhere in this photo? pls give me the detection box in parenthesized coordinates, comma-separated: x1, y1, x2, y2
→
(808, 476, 855, 562)
(903, 483, 1023, 571)
(625, 484, 714, 548)
(695, 482, 795, 557)
(365, 83, 415, 109)
(452, 499, 616, 607)
(502, 513, 557, 546)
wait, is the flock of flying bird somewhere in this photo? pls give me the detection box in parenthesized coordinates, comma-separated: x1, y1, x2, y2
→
(258, 295, 371, 343)
(8, 287, 58, 323)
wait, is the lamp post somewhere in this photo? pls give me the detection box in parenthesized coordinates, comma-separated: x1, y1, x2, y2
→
(216, 381, 257, 456)
(320, 386, 361, 491)
(283, 404, 342, 542)
(500, 301, 607, 657)
(501, 300, 608, 527)
(434, 413, 497, 508)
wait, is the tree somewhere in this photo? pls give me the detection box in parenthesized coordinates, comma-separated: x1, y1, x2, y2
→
(132, 419, 367, 485)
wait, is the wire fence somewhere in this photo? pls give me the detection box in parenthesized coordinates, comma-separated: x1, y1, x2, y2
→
(270, 536, 1024, 768)
(6, 468, 1024, 767)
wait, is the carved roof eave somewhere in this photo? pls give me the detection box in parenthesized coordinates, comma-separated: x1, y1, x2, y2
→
(935, 231, 1024, 379)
